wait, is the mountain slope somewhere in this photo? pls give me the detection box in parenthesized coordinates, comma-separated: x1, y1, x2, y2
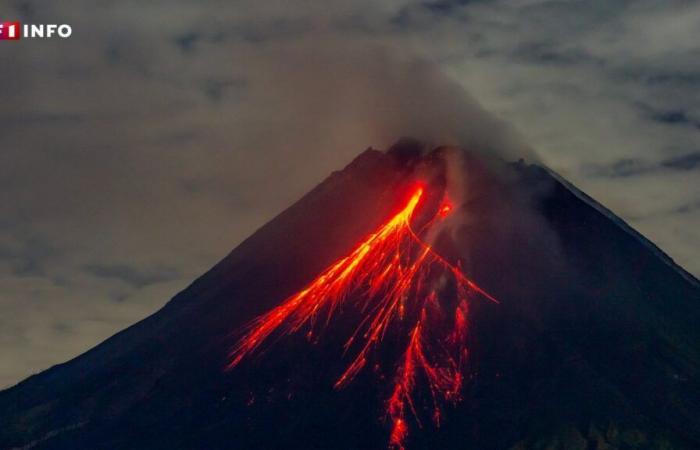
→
(1, 144, 698, 450)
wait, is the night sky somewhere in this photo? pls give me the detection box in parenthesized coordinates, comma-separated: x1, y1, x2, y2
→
(1, 0, 699, 388)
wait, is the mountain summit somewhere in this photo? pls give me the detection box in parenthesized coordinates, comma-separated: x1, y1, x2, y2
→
(1, 143, 699, 450)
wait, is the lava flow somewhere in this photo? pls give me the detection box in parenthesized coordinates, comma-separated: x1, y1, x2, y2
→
(227, 185, 497, 449)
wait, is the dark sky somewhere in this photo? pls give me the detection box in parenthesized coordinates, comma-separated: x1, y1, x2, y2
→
(1, 0, 699, 388)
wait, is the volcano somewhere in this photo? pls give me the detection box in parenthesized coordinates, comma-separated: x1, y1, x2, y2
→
(1, 142, 699, 450)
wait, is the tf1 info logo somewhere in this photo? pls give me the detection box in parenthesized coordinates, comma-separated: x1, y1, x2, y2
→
(0, 21, 73, 40)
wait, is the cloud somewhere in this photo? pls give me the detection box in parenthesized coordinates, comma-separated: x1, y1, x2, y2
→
(649, 110, 700, 129)
(83, 263, 180, 290)
(0, 0, 698, 388)
(582, 152, 700, 178)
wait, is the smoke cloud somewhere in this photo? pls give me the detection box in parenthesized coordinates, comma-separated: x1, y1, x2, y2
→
(235, 37, 537, 169)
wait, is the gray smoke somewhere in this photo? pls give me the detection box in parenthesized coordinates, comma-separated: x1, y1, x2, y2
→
(234, 37, 538, 170)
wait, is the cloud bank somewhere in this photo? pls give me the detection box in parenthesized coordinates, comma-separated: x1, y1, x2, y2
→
(0, 0, 698, 388)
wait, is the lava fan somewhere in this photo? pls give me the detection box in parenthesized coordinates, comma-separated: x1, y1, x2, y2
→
(227, 184, 497, 449)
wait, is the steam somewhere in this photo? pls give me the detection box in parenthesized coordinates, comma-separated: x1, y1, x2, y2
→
(232, 36, 537, 183)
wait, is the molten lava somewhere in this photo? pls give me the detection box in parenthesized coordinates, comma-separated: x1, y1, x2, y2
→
(227, 186, 496, 449)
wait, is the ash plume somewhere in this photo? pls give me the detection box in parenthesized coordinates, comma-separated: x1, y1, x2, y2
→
(234, 36, 538, 182)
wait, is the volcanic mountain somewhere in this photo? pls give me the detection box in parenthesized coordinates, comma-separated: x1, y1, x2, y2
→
(1, 142, 699, 450)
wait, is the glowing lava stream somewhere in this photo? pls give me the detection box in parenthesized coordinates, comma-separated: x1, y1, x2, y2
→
(227, 186, 497, 449)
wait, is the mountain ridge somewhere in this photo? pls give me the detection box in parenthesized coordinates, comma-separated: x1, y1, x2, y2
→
(543, 164, 699, 287)
(1, 145, 698, 450)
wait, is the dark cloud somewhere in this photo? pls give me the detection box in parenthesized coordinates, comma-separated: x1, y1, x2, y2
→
(83, 263, 180, 289)
(651, 110, 700, 129)
(174, 31, 203, 53)
(662, 152, 700, 171)
(420, 0, 480, 15)
(644, 72, 700, 86)
(583, 152, 700, 178)
(0, 236, 58, 278)
(676, 200, 700, 215)
(511, 43, 598, 66)
(583, 158, 651, 178)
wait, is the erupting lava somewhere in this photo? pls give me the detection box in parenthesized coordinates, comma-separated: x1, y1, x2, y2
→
(227, 185, 497, 449)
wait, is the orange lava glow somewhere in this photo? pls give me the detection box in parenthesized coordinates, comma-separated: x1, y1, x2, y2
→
(227, 185, 496, 449)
